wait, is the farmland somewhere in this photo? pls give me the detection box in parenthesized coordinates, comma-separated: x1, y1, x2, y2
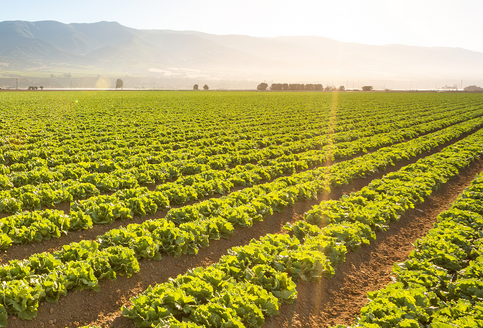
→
(0, 91, 482, 327)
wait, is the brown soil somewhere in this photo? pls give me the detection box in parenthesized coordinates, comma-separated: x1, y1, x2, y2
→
(4, 130, 482, 328)
(264, 155, 483, 328)
(1, 125, 476, 266)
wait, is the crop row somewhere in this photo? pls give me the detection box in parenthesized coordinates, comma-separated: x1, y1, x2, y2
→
(7, 102, 483, 174)
(1, 101, 473, 173)
(0, 241, 139, 325)
(341, 172, 483, 328)
(119, 117, 483, 328)
(0, 124, 481, 326)
(0, 104, 478, 213)
(0, 115, 481, 250)
(1, 106, 480, 209)
(0, 99, 363, 164)
(1, 92, 462, 155)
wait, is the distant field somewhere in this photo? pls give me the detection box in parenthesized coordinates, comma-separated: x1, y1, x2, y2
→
(0, 91, 482, 328)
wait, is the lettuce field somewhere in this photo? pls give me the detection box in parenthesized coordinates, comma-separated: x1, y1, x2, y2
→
(0, 91, 482, 327)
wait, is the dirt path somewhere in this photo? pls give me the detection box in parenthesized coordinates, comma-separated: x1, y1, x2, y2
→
(5, 130, 482, 328)
(264, 153, 483, 328)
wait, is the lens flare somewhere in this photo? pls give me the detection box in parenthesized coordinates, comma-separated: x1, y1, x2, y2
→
(96, 77, 112, 89)
(322, 91, 338, 201)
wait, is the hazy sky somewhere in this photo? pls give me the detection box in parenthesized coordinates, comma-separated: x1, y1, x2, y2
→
(2, 0, 482, 53)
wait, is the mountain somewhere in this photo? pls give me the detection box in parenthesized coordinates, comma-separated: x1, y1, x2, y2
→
(0, 20, 482, 87)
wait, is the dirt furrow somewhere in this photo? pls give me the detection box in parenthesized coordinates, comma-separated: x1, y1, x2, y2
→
(5, 132, 477, 328)
(264, 151, 483, 328)
(1, 126, 479, 266)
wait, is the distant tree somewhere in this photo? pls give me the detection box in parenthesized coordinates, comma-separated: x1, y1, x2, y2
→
(270, 82, 325, 91)
(338, 86, 345, 91)
(289, 84, 304, 90)
(362, 86, 373, 91)
(193, 84, 199, 90)
(464, 85, 483, 92)
(257, 83, 268, 91)
(270, 83, 283, 91)
(39, 86, 44, 90)
(203, 84, 209, 90)
(116, 79, 124, 89)
(324, 86, 336, 91)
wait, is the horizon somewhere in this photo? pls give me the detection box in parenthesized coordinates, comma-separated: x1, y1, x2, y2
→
(1, 16, 482, 90)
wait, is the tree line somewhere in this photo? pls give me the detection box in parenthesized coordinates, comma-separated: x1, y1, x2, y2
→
(258, 83, 347, 91)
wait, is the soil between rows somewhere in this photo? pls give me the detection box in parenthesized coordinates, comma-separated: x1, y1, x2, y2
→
(4, 130, 482, 328)
(264, 153, 483, 327)
(1, 125, 478, 265)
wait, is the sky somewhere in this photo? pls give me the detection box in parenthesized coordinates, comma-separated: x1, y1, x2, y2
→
(1, 0, 483, 53)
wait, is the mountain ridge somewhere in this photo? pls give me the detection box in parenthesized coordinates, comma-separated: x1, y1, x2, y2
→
(0, 20, 481, 84)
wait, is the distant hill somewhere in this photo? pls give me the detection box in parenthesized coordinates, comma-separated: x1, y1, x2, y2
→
(0, 20, 482, 86)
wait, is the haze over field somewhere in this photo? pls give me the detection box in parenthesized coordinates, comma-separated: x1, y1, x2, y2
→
(0, 1, 482, 89)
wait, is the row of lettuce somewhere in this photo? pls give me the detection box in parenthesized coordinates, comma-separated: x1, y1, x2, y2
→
(1, 93, 461, 166)
(0, 103, 473, 190)
(117, 113, 483, 327)
(0, 119, 480, 326)
(334, 176, 483, 327)
(0, 116, 481, 251)
(0, 95, 388, 166)
(0, 105, 478, 220)
(0, 92, 343, 151)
